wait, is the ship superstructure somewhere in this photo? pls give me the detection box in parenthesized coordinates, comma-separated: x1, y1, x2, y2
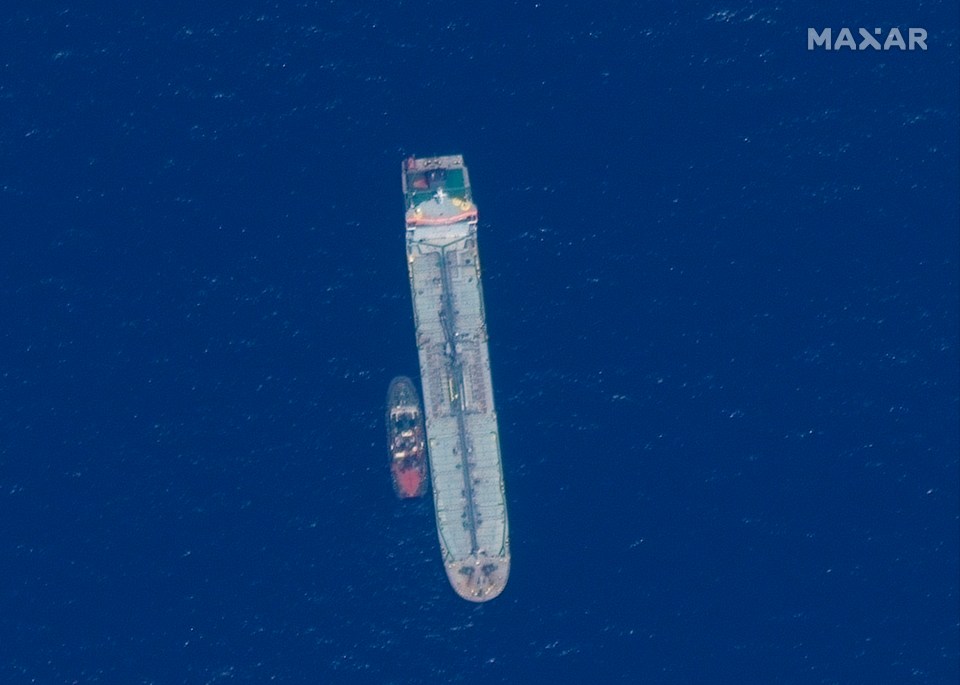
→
(402, 155, 510, 602)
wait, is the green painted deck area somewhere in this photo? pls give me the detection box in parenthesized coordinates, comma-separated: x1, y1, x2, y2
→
(404, 167, 469, 207)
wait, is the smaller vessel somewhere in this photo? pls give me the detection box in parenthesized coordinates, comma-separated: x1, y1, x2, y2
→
(386, 376, 428, 498)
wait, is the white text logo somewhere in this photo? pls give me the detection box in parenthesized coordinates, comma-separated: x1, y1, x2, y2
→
(807, 28, 928, 50)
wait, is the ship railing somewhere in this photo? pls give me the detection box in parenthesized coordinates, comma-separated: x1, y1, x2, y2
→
(406, 211, 478, 227)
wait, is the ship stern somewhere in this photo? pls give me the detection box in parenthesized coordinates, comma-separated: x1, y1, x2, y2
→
(445, 553, 510, 603)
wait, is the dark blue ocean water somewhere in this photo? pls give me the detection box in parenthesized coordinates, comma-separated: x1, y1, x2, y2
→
(1, 2, 957, 683)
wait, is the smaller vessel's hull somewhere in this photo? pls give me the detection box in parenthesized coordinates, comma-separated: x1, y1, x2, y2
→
(386, 376, 428, 498)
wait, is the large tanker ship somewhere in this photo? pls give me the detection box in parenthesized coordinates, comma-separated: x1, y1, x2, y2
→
(402, 154, 510, 602)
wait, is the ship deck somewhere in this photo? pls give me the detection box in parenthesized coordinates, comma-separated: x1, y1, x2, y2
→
(404, 156, 510, 602)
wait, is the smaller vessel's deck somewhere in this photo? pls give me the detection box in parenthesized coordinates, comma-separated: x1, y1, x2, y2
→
(386, 376, 428, 499)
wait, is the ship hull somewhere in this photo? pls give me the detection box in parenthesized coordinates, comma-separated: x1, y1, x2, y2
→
(402, 155, 510, 602)
(386, 376, 428, 499)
